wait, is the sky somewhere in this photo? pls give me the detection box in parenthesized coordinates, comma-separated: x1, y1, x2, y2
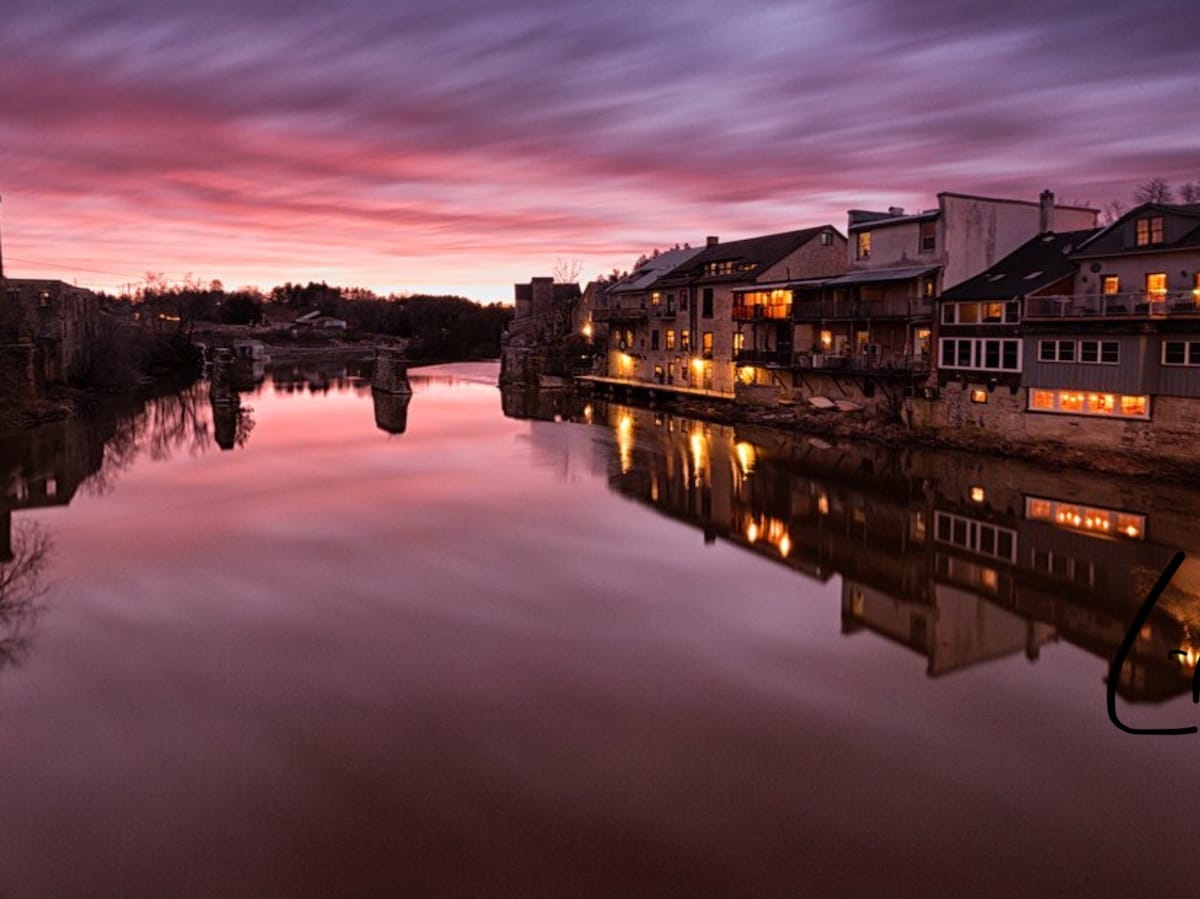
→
(1, 0, 1197, 303)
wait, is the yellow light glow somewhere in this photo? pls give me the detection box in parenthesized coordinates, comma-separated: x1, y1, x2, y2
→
(735, 441, 757, 476)
(617, 415, 634, 474)
(778, 534, 791, 558)
(691, 357, 704, 372)
(746, 521, 760, 543)
(818, 494, 830, 516)
(970, 486, 985, 503)
(582, 323, 594, 338)
(583, 404, 594, 423)
(820, 330, 833, 350)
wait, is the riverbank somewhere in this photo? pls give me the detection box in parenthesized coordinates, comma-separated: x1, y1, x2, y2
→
(580, 386, 1199, 485)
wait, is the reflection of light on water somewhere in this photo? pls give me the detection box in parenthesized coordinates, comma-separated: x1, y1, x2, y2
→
(778, 534, 791, 558)
(1026, 496, 1144, 540)
(689, 430, 708, 482)
(583, 404, 594, 423)
(735, 441, 756, 476)
(747, 521, 759, 543)
(617, 414, 634, 474)
(818, 494, 830, 516)
(743, 515, 790, 557)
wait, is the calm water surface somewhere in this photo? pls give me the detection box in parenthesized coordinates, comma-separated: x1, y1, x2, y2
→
(2, 360, 1199, 898)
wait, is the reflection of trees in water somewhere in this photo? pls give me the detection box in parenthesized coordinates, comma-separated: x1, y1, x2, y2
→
(83, 385, 213, 496)
(0, 522, 51, 673)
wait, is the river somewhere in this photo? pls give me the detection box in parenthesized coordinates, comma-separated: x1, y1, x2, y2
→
(0, 360, 1198, 897)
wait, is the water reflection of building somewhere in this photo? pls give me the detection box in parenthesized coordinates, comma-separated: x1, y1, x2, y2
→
(0, 413, 109, 561)
(504, 392, 1200, 703)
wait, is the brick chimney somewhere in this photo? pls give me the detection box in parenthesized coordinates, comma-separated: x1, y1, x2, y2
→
(1039, 189, 1055, 233)
(706, 236, 719, 246)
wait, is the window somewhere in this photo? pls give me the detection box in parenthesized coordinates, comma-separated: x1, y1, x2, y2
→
(856, 231, 871, 260)
(919, 221, 936, 253)
(1078, 340, 1119, 364)
(924, 278, 936, 298)
(651, 330, 660, 350)
(1038, 339, 1077, 363)
(666, 330, 676, 350)
(1162, 340, 1200, 366)
(1102, 275, 1120, 295)
(938, 338, 1021, 371)
(1136, 216, 1164, 246)
(820, 230, 833, 246)
(970, 389, 988, 404)
(733, 332, 745, 353)
(680, 330, 690, 352)
(941, 301, 1018, 325)
(1025, 496, 1145, 540)
(680, 290, 689, 311)
(701, 289, 713, 318)
(1146, 272, 1167, 299)
(1027, 389, 1149, 419)
(702, 331, 713, 357)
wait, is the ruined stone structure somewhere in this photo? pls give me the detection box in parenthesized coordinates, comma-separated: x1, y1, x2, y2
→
(500, 278, 583, 386)
(371, 347, 413, 395)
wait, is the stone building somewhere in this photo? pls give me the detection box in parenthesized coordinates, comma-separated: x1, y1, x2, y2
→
(499, 277, 583, 386)
(0, 278, 100, 385)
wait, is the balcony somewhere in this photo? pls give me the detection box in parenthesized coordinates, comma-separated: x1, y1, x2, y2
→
(794, 352, 930, 375)
(733, 304, 792, 322)
(1025, 291, 1200, 319)
(592, 305, 648, 323)
(734, 348, 793, 366)
(649, 302, 676, 319)
(792, 296, 933, 320)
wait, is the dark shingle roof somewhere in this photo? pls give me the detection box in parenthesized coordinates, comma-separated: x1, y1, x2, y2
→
(655, 226, 838, 286)
(938, 229, 1100, 302)
(1072, 202, 1200, 258)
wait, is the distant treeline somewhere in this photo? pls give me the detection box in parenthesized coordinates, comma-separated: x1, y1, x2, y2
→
(104, 279, 514, 360)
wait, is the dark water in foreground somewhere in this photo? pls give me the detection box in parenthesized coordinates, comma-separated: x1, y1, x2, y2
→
(2, 360, 1200, 897)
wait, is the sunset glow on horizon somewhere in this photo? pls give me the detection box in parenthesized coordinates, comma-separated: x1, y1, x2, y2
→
(2, 0, 1197, 302)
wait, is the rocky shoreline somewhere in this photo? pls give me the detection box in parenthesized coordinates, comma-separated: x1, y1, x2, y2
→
(598, 390, 1199, 486)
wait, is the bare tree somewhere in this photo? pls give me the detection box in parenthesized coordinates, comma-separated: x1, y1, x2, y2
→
(1180, 181, 1200, 204)
(1101, 200, 1127, 226)
(1134, 177, 1174, 205)
(553, 258, 583, 284)
(0, 522, 52, 672)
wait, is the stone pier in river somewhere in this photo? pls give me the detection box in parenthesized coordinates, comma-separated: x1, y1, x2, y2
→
(372, 348, 412, 395)
(209, 348, 239, 407)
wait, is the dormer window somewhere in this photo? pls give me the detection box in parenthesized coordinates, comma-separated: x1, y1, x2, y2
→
(856, 232, 871, 260)
(1136, 216, 1164, 246)
(820, 231, 833, 246)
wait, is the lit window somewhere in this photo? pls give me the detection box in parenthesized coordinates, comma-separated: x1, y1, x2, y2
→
(733, 332, 745, 352)
(702, 331, 713, 356)
(1120, 395, 1147, 417)
(1102, 275, 1120, 295)
(680, 330, 690, 351)
(1146, 272, 1167, 299)
(1136, 217, 1164, 246)
(1060, 392, 1084, 412)
(856, 231, 871, 260)
(1031, 390, 1054, 410)
(1088, 393, 1116, 415)
(970, 389, 987, 404)
(820, 330, 833, 350)
(1028, 499, 1052, 520)
(666, 330, 675, 350)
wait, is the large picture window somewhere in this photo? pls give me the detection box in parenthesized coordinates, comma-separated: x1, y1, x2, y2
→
(939, 338, 1021, 372)
(1027, 389, 1149, 419)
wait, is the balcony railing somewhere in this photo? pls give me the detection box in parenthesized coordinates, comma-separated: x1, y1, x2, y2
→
(792, 296, 933, 320)
(794, 352, 930, 375)
(592, 305, 648, 323)
(732, 305, 792, 321)
(1025, 291, 1200, 319)
(734, 348, 793, 366)
(649, 303, 676, 319)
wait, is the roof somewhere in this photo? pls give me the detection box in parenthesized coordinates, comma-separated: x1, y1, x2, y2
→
(655, 226, 840, 286)
(847, 210, 939, 232)
(938, 229, 1100, 301)
(1072, 202, 1200, 259)
(609, 246, 704, 294)
(824, 264, 940, 286)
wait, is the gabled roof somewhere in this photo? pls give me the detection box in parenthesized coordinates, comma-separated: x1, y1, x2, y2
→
(609, 246, 704, 294)
(656, 226, 840, 286)
(938, 229, 1100, 302)
(1072, 202, 1200, 258)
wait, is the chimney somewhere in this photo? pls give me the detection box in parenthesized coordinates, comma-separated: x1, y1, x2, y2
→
(1039, 189, 1054, 233)
(888, 206, 905, 216)
(706, 236, 719, 247)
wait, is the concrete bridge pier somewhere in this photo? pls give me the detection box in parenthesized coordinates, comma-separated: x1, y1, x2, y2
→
(372, 348, 413, 395)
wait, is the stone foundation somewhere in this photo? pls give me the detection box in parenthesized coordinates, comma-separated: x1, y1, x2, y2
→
(372, 348, 413, 395)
